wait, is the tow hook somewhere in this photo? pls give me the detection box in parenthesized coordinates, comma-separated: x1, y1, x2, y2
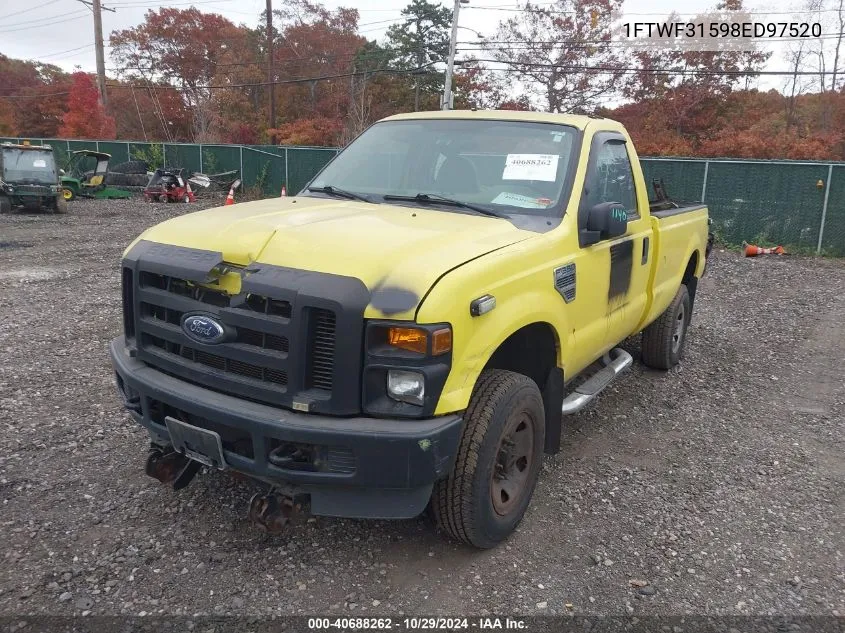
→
(145, 445, 201, 490)
(247, 488, 303, 533)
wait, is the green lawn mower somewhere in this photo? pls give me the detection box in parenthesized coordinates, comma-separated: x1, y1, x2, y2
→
(60, 150, 135, 201)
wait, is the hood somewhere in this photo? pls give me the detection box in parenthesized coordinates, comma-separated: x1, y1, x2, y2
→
(131, 196, 533, 319)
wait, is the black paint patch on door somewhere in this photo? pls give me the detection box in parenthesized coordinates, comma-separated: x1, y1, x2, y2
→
(608, 240, 633, 300)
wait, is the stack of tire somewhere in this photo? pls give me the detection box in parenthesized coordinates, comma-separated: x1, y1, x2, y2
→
(103, 160, 150, 187)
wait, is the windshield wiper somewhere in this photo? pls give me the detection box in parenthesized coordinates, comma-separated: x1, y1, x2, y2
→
(307, 185, 377, 204)
(382, 193, 505, 218)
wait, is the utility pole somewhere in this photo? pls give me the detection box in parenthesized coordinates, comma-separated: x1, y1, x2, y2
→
(78, 0, 114, 110)
(266, 0, 276, 143)
(442, 0, 467, 111)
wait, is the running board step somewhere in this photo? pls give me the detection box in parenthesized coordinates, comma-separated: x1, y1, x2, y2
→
(561, 348, 633, 414)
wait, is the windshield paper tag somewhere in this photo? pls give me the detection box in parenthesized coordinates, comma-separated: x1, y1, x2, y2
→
(502, 154, 559, 182)
(492, 192, 548, 208)
(33, 159, 47, 168)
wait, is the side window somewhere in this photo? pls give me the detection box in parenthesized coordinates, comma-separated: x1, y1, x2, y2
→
(584, 141, 639, 219)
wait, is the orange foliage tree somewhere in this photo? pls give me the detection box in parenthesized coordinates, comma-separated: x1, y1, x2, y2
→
(59, 72, 116, 139)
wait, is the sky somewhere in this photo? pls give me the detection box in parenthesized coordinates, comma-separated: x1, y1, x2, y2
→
(0, 0, 828, 98)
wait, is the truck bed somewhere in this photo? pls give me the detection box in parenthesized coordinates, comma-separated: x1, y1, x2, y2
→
(649, 199, 706, 218)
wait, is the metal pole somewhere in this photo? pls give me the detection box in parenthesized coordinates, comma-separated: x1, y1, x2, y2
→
(266, 0, 276, 143)
(817, 163, 833, 254)
(442, 0, 463, 110)
(126, 141, 130, 160)
(199, 144, 203, 174)
(240, 146, 244, 188)
(700, 160, 710, 203)
(162, 144, 166, 168)
(284, 147, 289, 190)
(92, 0, 109, 109)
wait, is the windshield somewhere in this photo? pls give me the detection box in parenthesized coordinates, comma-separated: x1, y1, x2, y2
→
(306, 119, 580, 216)
(1, 149, 57, 185)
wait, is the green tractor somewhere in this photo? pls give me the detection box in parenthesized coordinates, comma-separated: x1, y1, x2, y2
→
(60, 150, 133, 201)
(0, 142, 67, 214)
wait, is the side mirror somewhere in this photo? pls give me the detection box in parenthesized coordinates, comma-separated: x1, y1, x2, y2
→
(581, 201, 628, 246)
(58, 169, 65, 176)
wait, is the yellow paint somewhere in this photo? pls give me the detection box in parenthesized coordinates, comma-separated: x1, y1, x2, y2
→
(126, 111, 709, 417)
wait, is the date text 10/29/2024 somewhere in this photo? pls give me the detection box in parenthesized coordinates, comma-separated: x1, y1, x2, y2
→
(308, 617, 527, 630)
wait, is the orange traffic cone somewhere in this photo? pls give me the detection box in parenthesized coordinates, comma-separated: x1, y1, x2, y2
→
(281, 185, 287, 197)
(225, 185, 236, 206)
(743, 242, 785, 257)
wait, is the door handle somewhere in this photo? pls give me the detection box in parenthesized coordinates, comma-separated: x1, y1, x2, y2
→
(642, 237, 650, 265)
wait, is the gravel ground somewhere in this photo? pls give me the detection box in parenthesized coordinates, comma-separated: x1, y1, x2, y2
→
(0, 198, 843, 620)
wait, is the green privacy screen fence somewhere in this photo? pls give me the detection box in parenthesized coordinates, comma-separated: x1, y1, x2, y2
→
(640, 157, 844, 256)
(3, 136, 843, 256)
(0, 137, 340, 199)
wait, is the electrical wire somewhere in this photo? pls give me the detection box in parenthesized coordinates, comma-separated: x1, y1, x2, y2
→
(0, 0, 61, 20)
(0, 14, 90, 33)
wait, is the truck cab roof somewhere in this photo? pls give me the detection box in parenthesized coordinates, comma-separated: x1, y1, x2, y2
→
(381, 109, 622, 133)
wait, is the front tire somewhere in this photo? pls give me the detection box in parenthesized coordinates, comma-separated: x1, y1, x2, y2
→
(641, 284, 691, 369)
(431, 369, 545, 549)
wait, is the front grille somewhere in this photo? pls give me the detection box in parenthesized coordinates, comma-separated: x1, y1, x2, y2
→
(144, 336, 289, 385)
(308, 309, 336, 390)
(14, 184, 53, 195)
(132, 270, 335, 407)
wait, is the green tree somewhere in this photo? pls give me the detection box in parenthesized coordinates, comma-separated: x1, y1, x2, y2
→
(385, 0, 452, 111)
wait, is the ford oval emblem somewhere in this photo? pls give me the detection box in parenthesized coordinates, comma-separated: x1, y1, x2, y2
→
(182, 314, 226, 345)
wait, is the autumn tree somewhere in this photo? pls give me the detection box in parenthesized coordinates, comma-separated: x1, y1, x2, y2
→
(109, 8, 256, 141)
(107, 81, 192, 141)
(59, 72, 116, 139)
(385, 0, 452, 111)
(623, 0, 769, 144)
(488, 0, 626, 113)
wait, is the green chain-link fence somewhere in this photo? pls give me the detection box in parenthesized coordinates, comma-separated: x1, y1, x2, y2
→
(642, 158, 844, 256)
(4, 136, 843, 256)
(0, 137, 339, 199)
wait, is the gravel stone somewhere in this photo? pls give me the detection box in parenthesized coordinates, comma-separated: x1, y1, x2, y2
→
(0, 203, 843, 617)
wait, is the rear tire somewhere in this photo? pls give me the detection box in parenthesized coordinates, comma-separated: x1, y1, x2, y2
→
(431, 369, 545, 549)
(641, 284, 691, 370)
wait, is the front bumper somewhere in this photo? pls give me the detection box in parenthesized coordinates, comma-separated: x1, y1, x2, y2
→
(110, 338, 463, 519)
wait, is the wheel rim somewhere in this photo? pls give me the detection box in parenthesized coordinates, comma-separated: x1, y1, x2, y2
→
(671, 302, 686, 354)
(62, 189, 72, 200)
(491, 411, 536, 516)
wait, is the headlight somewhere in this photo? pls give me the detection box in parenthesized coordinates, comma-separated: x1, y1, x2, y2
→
(387, 370, 425, 405)
(373, 325, 452, 356)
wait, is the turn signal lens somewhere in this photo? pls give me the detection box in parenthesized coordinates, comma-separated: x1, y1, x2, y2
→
(387, 327, 427, 354)
(431, 328, 452, 355)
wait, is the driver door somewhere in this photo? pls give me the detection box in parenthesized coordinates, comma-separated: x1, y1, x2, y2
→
(571, 132, 651, 362)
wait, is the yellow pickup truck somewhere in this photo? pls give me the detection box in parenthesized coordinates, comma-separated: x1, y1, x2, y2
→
(110, 110, 710, 548)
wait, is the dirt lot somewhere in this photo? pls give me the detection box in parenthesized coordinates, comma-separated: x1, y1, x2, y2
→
(0, 198, 843, 620)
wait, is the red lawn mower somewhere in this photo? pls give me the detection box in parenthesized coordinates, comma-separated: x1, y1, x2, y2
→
(143, 168, 196, 203)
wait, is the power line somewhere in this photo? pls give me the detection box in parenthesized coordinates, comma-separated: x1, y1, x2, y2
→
(0, 91, 71, 100)
(0, 9, 89, 30)
(104, 61, 440, 92)
(0, 0, 61, 19)
(465, 4, 845, 13)
(457, 57, 845, 76)
(38, 44, 97, 60)
(458, 33, 845, 47)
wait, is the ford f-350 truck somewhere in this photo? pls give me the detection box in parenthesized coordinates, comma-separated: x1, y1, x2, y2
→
(110, 110, 710, 548)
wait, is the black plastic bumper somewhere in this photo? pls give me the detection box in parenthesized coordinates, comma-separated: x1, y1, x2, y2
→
(110, 338, 463, 519)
